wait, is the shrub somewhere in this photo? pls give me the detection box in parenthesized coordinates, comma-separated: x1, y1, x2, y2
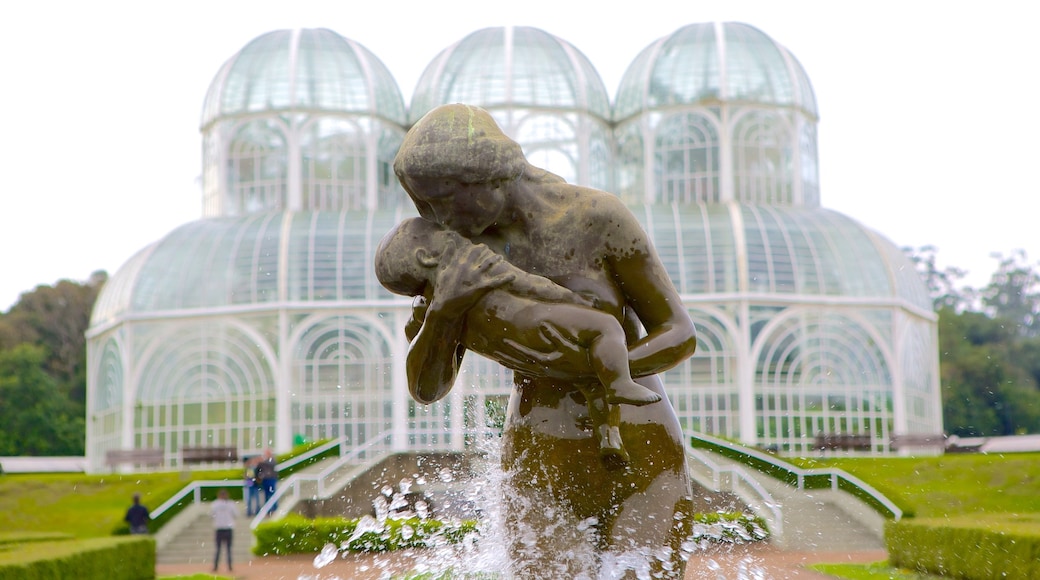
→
(690, 512, 769, 543)
(0, 536, 154, 580)
(253, 514, 478, 556)
(886, 515, 1040, 580)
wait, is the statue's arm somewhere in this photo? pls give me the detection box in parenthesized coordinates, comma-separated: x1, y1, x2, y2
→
(500, 262, 595, 307)
(608, 208, 697, 377)
(404, 242, 516, 404)
(407, 303, 467, 404)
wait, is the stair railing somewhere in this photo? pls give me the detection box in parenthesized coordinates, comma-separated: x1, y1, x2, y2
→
(250, 430, 395, 529)
(687, 447, 784, 539)
(149, 479, 244, 521)
(149, 431, 392, 525)
(690, 432, 902, 521)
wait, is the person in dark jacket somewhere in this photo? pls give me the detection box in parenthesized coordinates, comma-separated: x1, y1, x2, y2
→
(124, 493, 150, 534)
(254, 448, 278, 512)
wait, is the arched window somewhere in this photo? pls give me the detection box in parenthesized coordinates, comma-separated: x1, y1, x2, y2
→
(665, 311, 739, 438)
(226, 120, 288, 214)
(615, 125, 644, 204)
(800, 122, 820, 207)
(587, 126, 613, 192)
(300, 118, 366, 211)
(654, 112, 720, 203)
(753, 309, 893, 454)
(378, 128, 407, 210)
(732, 110, 793, 205)
(516, 113, 578, 185)
(135, 323, 276, 459)
(293, 316, 392, 445)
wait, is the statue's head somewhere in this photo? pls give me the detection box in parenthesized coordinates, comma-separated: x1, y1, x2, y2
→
(375, 217, 459, 297)
(394, 104, 527, 236)
(393, 104, 526, 192)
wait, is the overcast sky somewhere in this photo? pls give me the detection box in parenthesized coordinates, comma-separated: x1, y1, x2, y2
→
(1, 0, 1036, 311)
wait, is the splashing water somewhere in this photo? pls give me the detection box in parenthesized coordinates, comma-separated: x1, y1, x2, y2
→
(313, 543, 338, 569)
(296, 433, 770, 579)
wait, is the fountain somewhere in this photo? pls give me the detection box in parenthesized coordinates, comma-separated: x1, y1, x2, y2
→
(357, 103, 764, 579)
(292, 431, 769, 579)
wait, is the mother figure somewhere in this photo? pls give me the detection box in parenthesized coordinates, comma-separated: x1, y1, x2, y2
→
(391, 104, 698, 578)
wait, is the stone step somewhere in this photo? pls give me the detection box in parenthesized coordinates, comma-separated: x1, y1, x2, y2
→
(686, 450, 886, 552)
(156, 502, 256, 565)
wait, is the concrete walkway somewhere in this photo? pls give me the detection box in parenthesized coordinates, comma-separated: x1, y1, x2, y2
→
(155, 545, 888, 579)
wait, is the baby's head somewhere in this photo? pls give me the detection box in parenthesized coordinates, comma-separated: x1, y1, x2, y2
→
(374, 217, 458, 297)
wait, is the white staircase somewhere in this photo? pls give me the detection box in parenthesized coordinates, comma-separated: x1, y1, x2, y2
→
(154, 501, 255, 566)
(686, 448, 887, 551)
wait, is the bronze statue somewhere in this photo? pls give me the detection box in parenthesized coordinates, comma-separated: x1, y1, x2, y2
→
(376, 215, 662, 465)
(379, 103, 698, 578)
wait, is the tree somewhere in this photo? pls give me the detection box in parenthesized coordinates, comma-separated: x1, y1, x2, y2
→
(981, 250, 1040, 337)
(0, 344, 85, 455)
(938, 306, 1040, 436)
(904, 245, 975, 311)
(2, 272, 106, 407)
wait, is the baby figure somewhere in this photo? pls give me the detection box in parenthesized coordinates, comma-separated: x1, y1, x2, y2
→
(376, 217, 662, 466)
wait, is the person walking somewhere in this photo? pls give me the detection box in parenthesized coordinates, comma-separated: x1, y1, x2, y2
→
(243, 455, 261, 516)
(210, 488, 236, 573)
(254, 448, 279, 512)
(123, 493, 150, 534)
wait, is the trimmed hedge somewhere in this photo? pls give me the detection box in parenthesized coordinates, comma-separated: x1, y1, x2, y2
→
(254, 515, 478, 556)
(254, 512, 764, 557)
(690, 512, 769, 542)
(0, 536, 154, 580)
(0, 532, 73, 546)
(886, 515, 1040, 580)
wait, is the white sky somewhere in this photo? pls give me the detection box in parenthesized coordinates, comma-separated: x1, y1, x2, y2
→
(1, 0, 1037, 311)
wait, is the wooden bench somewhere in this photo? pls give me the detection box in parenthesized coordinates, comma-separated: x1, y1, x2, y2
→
(814, 433, 873, 452)
(181, 446, 239, 464)
(105, 448, 165, 468)
(889, 433, 946, 451)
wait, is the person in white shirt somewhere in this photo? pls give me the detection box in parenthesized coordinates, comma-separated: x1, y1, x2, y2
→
(210, 488, 237, 573)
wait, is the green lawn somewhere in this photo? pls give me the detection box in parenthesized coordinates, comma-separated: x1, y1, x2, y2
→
(809, 561, 945, 579)
(0, 470, 238, 538)
(0, 443, 334, 539)
(790, 452, 1040, 517)
(787, 452, 1040, 579)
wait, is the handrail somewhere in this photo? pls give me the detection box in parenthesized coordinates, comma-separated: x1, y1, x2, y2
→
(690, 432, 902, 521)
(149, 479, 240, 520)
(149, 431, 391, 523)
(687, 448, 783, 538)
(275, 436, 347, 473)
(250, 430, 395, 529)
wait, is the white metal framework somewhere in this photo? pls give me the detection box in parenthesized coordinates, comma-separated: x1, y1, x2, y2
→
(85, 23, 941, 472)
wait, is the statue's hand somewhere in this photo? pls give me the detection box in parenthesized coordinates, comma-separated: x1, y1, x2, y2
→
(431, 241, 515, 314)
(497, 321, 592, 380)
(404, 295, 427, 342)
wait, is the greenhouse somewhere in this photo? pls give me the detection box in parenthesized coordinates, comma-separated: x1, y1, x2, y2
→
(85, 23, 940, 472)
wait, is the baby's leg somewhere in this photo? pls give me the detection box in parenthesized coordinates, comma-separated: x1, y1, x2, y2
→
(581, 387, 629, 470)
(580, 312, 661, 406)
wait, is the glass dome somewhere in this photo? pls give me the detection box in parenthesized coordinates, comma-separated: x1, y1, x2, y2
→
(613, 22, 820, 207)
(199, 28, 409, 217)
(637, 202, 932, 311)
(409, 26, 611, 123)
(409, 26, 614, 191)
(200, 28, 406, 129)
(615, 22, 818, 122)
(90, 210, 411, 326)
